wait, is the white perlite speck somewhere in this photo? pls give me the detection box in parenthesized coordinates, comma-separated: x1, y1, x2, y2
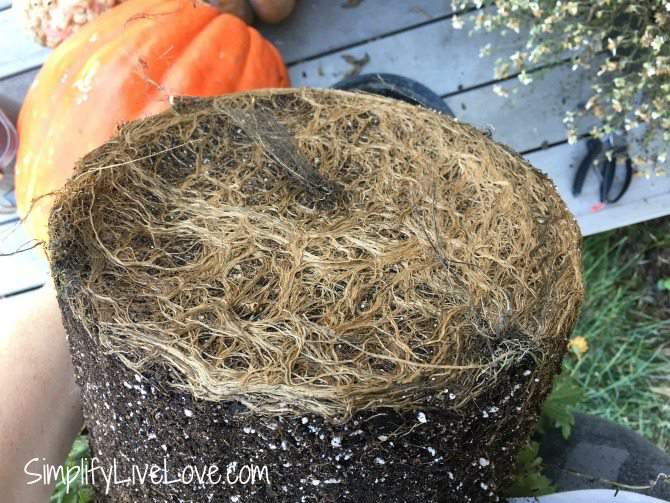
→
(374, 457, 386, 465)
(479, 458, 490, 467)
(417, 412, 427, 423)
(184, 408, 193, 418)
(331, 436, 342, 448)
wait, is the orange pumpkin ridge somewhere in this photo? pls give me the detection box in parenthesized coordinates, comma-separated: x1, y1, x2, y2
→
(19, 0, 218, 215)
(15, 0, 289, 245)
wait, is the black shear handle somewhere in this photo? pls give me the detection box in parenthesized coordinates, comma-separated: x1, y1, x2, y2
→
(602, 154, 633, 204)
(572, 138, 603, 197)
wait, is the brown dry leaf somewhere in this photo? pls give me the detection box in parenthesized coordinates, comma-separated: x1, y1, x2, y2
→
(410, 5, 433, 19)
(342, 53, 370, 78)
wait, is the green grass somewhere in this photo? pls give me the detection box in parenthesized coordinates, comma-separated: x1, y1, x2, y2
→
(50, 436, 94, 503)
(566, 218, 670, 451)
(508, 217, 670, 498)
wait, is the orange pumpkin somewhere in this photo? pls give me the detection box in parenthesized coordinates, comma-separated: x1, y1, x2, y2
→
(16, 0, 289, 244)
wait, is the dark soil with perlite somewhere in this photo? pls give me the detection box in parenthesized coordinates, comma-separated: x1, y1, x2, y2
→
(48, 89, 583, 502)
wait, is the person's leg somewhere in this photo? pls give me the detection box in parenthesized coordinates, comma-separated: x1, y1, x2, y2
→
(0, 281, 83, 502)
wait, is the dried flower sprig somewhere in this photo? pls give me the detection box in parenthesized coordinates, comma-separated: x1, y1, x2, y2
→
(453, 0, 670, 175)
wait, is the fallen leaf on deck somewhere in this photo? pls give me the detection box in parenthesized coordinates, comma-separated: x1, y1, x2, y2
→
(342, 53, 370, 78)
(410, 5, 433, 19)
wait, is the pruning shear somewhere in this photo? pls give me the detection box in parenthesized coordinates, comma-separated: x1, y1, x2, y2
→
(572, 134, 633, 206)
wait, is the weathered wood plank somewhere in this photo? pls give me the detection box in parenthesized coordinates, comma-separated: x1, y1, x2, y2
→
(287, 10, 591, 153)
(0, 64, 594, 234)
(0, 222, 49, 297)
(0, 0, 665, 298)
(4, 138, 667, 297)
(577, 188, 670, 236)
(1, 50, 592, 157)
(0, 9, 49, 78)
(0, 67, 37, 113)
(447, 63, 595, 154)
(260, 0, 454, 65)
(0, 212, 17, 225)
(526, 141, 670, 236)
(0, 190, 17, 224)
(289, 12, 525, 92)
(0, 0, 456, 81)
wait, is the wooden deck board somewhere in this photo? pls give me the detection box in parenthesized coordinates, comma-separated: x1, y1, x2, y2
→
(0, 0, 668, 297)
(0, 222, 49, 297)
(0, 212, 17, 225)
(1, 67, 37, 108)
(0, 1, 456, 80)
(259, 0, 454, 64)
(447, 63, 595, 153)
(527, 142, 670, 235)
(289, 10, 525, 93)
(0, 203, 17, 224)
(0, 9, 49, 78)
(0, 61, 594, 227)
(6, 135, 669, 297)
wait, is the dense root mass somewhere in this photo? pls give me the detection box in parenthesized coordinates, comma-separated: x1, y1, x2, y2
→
(49, 89, 582, 421)
(49, 89, 583, 501)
